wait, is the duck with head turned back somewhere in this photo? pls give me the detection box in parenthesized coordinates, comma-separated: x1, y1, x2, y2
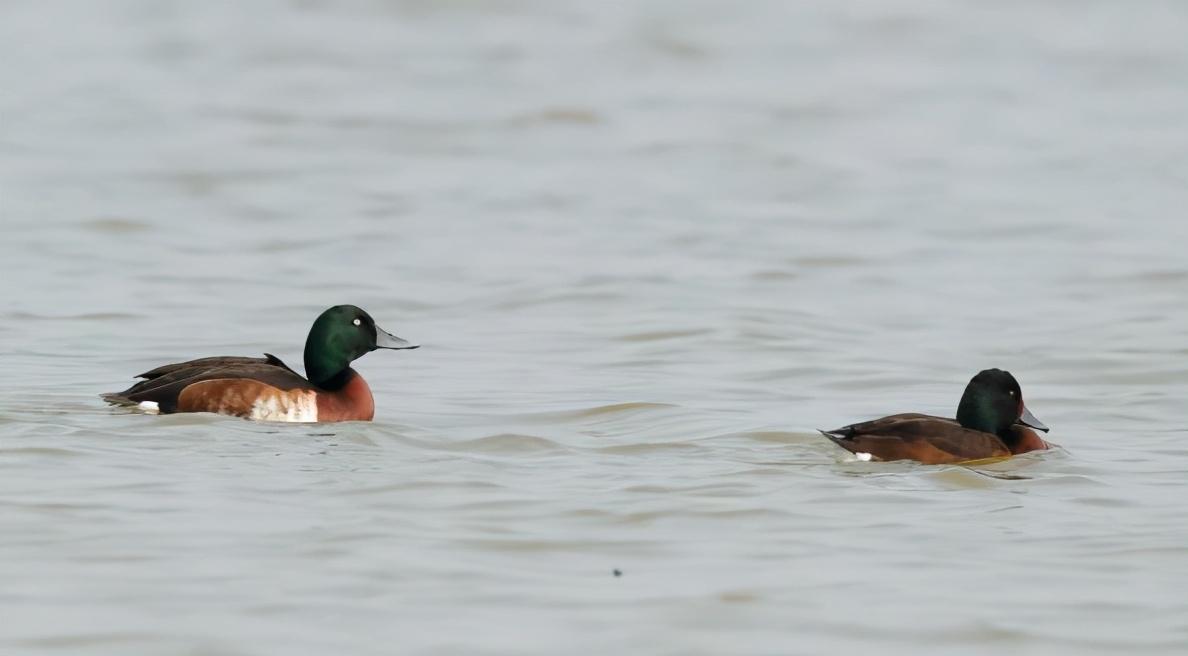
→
(820, 368, 1050, 464)
(103, 305, 419, 422)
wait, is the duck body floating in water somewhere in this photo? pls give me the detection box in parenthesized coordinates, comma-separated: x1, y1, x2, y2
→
(820, 368, 1050, 464)
(103, 305, 418, 422)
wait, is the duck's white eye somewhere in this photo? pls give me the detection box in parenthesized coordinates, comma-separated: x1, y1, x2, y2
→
(352, 318, 361, 326)
(1008, 390, 1016, 396)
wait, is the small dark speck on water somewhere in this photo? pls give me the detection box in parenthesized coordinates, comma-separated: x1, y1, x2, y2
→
(613, 569, 622, 577)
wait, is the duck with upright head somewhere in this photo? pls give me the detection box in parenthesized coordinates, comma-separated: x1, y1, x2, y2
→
(103, 305, 418, 422)
(820, 368, 1050, 464)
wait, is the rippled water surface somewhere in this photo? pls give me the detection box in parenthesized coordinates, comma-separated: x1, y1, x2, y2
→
(3, 1, 1188, 654)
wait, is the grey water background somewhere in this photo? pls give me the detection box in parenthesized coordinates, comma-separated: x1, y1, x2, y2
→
(2, 1, 1187, 654)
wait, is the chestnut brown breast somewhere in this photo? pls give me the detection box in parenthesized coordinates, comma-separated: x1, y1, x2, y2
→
(314, 370, 375, 422)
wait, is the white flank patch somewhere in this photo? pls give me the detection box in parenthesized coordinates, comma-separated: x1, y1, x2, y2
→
(137, 401, 160, 414)
(248, 391, 318, 423)
(854, 452, 873, 462)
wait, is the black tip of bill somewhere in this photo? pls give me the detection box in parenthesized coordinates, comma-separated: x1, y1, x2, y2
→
(1017, 404, 1049, 433)
(376, 327, 420, 350)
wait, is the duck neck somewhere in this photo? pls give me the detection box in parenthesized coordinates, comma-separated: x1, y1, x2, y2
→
(304, 345, 352, 389)
(955, 396, 1002, 436)
(313, 366, 357, 391)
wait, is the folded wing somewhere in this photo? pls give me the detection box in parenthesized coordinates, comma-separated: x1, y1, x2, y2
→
(103, 354, 313, 413)
(820, 413, 1011, 463)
